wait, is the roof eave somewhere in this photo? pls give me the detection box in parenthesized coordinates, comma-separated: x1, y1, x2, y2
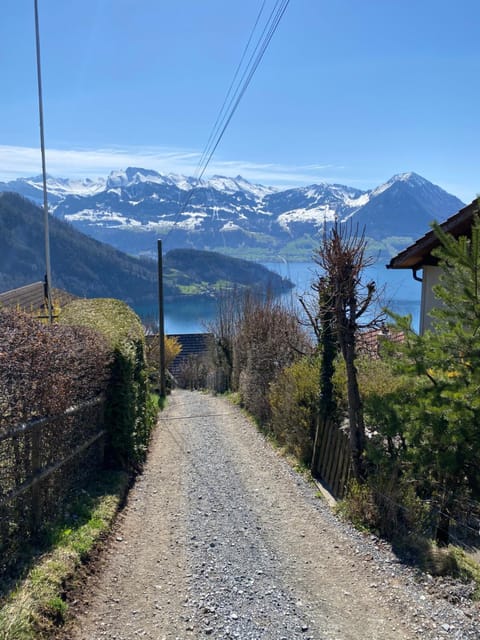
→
(387, 198, 480, 270)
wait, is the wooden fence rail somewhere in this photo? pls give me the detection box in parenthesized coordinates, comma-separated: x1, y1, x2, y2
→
(0, 395, 104, 444)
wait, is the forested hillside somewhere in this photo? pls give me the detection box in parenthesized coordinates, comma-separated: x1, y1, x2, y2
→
(163, 249, 292, 299)
(0, 192, 158, 304)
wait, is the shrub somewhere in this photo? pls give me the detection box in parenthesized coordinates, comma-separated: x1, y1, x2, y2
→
(145, 334, 182, 371)
(334, 356, 432, 539)
(0, 308, 110, 427)
(59, 299, 155, 470)
(338, 476, 428, 540)
(268, 356, 320, 464)
(0, 308, 111, 575)
(233, 294, 312, 423)
(176, 354, 209, 390)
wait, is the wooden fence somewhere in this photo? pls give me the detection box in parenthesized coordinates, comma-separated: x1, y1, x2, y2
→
(0, 396, 106, 577)
(312, 418, 352, 499)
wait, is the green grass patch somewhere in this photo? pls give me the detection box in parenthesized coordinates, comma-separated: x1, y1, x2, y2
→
(0, 470, 129, 640)
(451, 547, 480, 600)
(223, 391, 242, 405)
(157, 392, 167, 411)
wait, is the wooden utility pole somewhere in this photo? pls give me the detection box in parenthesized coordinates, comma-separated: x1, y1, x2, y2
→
(157, 240, 166, 398)
(34, 0, 53, 323)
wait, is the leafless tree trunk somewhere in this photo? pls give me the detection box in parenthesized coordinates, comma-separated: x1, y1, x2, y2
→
(313, 221, 377, 481)
(206, 287, 243, 390)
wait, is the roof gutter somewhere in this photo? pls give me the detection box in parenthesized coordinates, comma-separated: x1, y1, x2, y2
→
(412, 268, 423, 283)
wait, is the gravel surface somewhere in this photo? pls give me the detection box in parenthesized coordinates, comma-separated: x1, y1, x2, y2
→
(66, 389, 480, 639)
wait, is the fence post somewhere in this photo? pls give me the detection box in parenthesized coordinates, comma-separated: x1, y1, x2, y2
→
(31, 425, 42, 537)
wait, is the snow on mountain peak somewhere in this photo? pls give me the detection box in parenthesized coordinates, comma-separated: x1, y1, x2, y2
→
(206, 175, 243, 193)
(24, 174, 106, 197)
(1, 169, 464, 253)
(107, 167, 179, 189)
(204, 175, 277, 198)
(370, 171, 429, 198)
(391, 171, 429, 186)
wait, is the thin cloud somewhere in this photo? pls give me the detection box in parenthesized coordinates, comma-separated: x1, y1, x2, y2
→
(0, 144, 347, 188)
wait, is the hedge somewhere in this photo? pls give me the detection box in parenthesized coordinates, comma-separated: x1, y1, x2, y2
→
(59, 298, 156, 470)
(0, 308, 110, 427)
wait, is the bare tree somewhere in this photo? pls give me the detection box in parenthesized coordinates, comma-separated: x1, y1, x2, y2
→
(206, 287, 243, 390)
(230, 291, 311, 423)
(311, 220, 379, 481)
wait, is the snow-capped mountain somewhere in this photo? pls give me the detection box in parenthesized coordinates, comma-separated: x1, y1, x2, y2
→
(0, 169, 464, 258)
(0, 174, 106, 204)
(351, 172, 464, 240)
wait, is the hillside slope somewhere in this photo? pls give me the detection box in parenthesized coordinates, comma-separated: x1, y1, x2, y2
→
(163, 249, 292, 299)
(0, 192, 158, 304)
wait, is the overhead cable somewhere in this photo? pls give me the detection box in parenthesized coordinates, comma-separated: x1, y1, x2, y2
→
(195, 0, 268, 176)
(163, 0, 291, 244)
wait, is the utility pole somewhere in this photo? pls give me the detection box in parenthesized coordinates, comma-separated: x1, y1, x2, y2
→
(34, 0, 53, 323)
(157, 240, 166, 398)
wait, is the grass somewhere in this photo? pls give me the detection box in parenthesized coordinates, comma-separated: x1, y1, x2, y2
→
(293, 460, 315, 484)
(394, 537, 480, 599)
(157, 393, 167, 411)
(0, 470, 129, 640)
(337, 482, 480, 599)
(223, 391, 242, 405)
(451, 547, 480, 600)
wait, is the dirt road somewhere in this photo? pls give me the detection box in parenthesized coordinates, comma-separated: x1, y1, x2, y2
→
(67, 390, 479, 639)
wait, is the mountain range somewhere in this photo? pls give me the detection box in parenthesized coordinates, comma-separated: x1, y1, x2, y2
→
(0, 169, 465, 261)
(0, 192, 290, 306)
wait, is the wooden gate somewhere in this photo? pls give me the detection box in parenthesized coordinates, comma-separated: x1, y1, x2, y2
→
(312, 418, 351, 499)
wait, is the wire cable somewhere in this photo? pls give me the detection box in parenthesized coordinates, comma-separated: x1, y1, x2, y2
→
(162, 0, 291, 246)
(194, 0, 290, 186)
(195, 0, 268, 177)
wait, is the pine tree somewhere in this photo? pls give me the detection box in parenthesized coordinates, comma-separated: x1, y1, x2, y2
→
(391, 214, 480, 544)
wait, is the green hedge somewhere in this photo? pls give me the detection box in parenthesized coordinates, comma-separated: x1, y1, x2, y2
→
(59, 298, 156, 470)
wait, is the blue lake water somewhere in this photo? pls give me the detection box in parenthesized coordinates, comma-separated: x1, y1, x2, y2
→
(136, 260, 421, 334)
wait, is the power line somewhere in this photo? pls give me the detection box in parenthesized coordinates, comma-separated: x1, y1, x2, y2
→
(162, 0, 291, 246)
(195, 0, 290, 185)
(195, 0, 268, 177)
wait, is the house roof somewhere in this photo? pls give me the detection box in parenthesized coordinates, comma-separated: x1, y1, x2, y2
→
(0, 281, 77, 315)
(387, 197, 480, 270)
(168, 333, 213, 377)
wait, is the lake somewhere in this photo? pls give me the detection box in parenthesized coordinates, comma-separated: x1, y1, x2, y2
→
(136, 260, 421, 334)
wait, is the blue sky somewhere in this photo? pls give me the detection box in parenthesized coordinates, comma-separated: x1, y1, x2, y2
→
(1, 0, 479, 201)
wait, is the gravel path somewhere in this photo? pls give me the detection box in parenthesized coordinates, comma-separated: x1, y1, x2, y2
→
(67, 389, 479, 639)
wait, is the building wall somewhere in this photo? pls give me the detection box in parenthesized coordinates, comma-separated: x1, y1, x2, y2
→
(420, 265, 441, 334)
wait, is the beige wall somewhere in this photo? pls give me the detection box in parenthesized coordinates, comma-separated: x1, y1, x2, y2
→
(420, 265, 441, 334)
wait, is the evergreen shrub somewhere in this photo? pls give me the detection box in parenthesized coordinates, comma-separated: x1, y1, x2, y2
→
(60, 299, 156, 470)
(334, 356, 432, 538)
